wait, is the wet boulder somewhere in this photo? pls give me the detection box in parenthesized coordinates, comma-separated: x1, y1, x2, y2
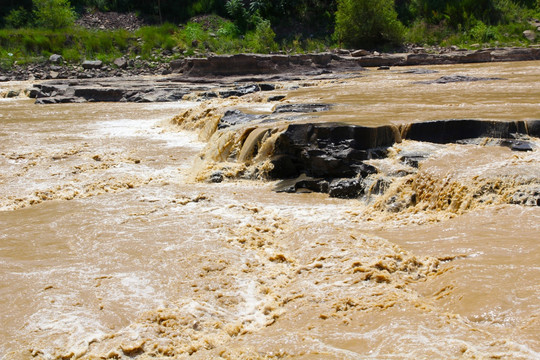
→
(219, 84, 260, 98)
(328, 178, 364, 199)
(399, 152, 431, 167)
(259, 83, 276, 91)
(268, 95, 286, 102)
(274, 174, 329, 193)
(499, 139, 535, 152)
(209, 171, 224, 183)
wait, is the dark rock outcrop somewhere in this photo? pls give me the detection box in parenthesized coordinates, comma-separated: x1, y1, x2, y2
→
(403, 119, 530, 143)
(269, 123, 400, 179)
(29, 79, 194, 104)
(266, 119, 540, 201)
(328, 178, 364, 199)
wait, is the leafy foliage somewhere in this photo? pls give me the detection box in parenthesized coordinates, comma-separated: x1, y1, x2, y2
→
(33, 0, 76, 29)
(334, 0, 404, 48)
(4, 7, 31, 28)
(225, 0, 250, 32)
(246, 19, 277, 53)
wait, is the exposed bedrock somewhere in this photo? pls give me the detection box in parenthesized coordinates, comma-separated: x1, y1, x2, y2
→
(236, 118, 540, 204)
(402, 119, 539, 143)
(268, 119, 539, 181)
(178, 48, 540, 76)
(181, 53, 337, 76)
(28, 79, 277, 104)
(269, 123, 399, 179)
(29, 79, 193, 104)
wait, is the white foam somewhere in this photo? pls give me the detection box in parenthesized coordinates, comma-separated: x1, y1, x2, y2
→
(90, 117, 205, 149)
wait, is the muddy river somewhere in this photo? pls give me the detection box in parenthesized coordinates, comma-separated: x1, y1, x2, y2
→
(1, 61, 539, 359)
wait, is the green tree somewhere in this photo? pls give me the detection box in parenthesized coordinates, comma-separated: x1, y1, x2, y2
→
(226, 0, 250, 32)
(334, 0, 404, 48)
(33, 0, 75, 29)
(4, 7, 31, 28)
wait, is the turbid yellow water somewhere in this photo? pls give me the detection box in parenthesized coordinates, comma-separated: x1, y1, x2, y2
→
(1, 61, 539, 359)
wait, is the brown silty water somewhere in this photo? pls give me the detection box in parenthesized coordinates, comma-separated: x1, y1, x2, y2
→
(0, 61, 539, 359)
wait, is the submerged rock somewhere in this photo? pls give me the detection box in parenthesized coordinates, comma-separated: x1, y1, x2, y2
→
(510, 188, 540, 206)
(268, 95, 286, 102)
(399, 152, 431, 167)
(209, 171, 224, 183)
(328, 178, 364, 199)
(400, 68, 438, 74)
(272, 103, 332, 114)
(414, 75, 505, 84)
(219, 84, 260, 98)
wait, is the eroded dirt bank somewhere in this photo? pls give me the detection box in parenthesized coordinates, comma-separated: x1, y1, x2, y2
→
(1, 61, 539, 359)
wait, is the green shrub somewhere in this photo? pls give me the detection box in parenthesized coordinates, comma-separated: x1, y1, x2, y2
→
(246, 19, 277, 53)
(33, 0, 76, 30)
(61, 47, 81, 62)
(136, 24, 177, 57)
(4, 7, 31, 29)
(225, 0, 249, 32)
(334, 0, 404, 48)
(469, 21, 496, 42)
(217, 21, 240, 38)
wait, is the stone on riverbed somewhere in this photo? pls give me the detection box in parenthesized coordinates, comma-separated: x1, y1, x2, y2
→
(328, 178, 364, 199)
(82, 60, 103, 69)
(274, 174, 329, 193)
(49, 54, 63, 64)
